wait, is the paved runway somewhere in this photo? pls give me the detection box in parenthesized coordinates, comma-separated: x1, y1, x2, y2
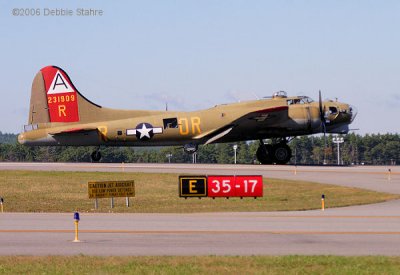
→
(1, 203, 400, 256)
(0, 163, 399, 256)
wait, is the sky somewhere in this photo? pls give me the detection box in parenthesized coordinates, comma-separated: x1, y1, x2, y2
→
(0, 0, 399, 135)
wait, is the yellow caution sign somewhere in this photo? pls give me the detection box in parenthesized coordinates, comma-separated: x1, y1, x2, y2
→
(88, 180, 135, 199)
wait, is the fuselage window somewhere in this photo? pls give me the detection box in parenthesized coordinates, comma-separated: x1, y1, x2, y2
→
(163, 118, 178, 129)
(329, 107, 338, 114)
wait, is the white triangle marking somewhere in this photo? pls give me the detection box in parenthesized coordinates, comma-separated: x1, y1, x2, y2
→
(47, 70, 74, 94)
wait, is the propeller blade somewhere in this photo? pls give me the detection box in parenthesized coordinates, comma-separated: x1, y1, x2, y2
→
(318, 90, 326, 129)
(318, 90, 324, 122)
(319, 90, 328, 159)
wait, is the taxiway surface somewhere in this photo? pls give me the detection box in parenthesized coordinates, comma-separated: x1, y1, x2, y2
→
(0, 163, 399, 256)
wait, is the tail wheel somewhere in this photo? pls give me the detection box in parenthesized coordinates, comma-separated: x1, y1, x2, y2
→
(272, 144, 292, 165)
(91, 151, 101, 162)
(256, 144, 273, 164)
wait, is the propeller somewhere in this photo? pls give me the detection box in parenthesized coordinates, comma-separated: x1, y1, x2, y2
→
(319, 90, 328, 164)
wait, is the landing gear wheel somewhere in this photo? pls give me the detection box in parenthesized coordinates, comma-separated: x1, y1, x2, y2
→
(256, 144, 273, 164)
(91, 151, 101, 162)
(272, 144, 292, 165)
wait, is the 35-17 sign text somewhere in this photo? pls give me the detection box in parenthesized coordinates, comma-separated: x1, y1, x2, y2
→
(179, 175, 263, 198)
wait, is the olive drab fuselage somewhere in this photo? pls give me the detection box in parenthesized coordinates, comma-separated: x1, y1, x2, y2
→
(18, 66, 357, 164)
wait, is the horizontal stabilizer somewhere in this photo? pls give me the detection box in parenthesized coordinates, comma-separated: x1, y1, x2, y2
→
(49, 127, 99, 135)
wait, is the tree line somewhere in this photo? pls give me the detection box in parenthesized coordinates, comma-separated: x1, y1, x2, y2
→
(0, 132, 398, 165)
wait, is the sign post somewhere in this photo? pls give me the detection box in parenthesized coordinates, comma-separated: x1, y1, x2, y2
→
(233, 144, 238, 164)
(332, 136, 344, 165)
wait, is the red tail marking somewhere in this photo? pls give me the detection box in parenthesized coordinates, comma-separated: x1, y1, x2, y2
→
(41, 66, 80, 123)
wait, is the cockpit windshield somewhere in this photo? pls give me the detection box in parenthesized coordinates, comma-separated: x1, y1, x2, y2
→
(301, 96, 314, 103)
(287, 96, 314, 105)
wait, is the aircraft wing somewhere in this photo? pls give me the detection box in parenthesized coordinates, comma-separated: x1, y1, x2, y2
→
(198, 105, 289, 144)
(234, 105, 289, 125)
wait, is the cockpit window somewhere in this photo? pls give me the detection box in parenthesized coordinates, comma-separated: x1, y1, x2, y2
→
(301, 97, 313, 104)
(287, 97, 313, 105)
(287, 99, 301, 105)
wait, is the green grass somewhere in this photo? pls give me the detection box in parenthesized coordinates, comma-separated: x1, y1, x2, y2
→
(0, 255, 400, 274)
(0, 170, 398, 213)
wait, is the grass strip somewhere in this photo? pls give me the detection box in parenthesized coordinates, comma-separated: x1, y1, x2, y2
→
(0, 170, 398, 213)
(0, 255, 400, 274)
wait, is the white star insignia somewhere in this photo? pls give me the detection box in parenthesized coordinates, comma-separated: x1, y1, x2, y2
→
(137, 123, 152, 139)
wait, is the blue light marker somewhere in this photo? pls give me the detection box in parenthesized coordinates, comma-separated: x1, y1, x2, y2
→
(73, 212, 80, 242)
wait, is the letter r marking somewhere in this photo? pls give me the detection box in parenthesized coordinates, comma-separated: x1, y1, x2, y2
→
(58, 105, 66, 117)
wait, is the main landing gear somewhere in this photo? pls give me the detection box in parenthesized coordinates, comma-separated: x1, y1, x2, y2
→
(256, 139, 292, 165)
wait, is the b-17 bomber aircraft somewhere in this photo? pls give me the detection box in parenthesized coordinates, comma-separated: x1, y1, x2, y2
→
(18, 66, 357, 164)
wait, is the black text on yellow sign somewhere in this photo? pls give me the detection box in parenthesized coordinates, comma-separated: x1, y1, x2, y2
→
(179, 176, 207, 197)
(88, 180, 135, 199)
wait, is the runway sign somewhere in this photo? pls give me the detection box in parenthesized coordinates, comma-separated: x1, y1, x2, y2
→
(88, 180, 135, 199)
(208, 175, 263, 198)
(179, 175, 263, 198)
(207, 175, 236, 197)
(179, 176, 207, 197)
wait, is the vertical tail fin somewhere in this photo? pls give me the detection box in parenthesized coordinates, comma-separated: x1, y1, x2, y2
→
(28, 65, 161, 127)
(28, 70, 50, 124)
(28, 65, 102, 125)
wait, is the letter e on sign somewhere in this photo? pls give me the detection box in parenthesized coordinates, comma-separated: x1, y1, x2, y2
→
(179, 176, 207, 197)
